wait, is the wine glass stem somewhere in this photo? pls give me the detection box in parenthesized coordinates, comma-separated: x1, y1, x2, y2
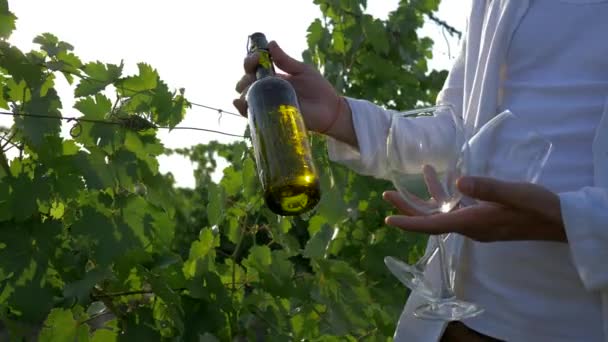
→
(416, 234, 449, 269)
(436, 234, 456, 300)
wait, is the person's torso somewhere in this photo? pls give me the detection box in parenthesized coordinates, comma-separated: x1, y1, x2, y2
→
(460, 0, 608, 340)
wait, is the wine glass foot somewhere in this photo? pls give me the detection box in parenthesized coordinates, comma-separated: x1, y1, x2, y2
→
(384, 256, 435, 300)
(413, 298, 484, 321)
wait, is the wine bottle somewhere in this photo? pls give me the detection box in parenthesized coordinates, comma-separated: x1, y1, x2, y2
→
(246, 32, 321, 216)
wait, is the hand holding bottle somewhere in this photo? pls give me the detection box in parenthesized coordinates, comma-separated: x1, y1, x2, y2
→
(233, 41, 357, 147)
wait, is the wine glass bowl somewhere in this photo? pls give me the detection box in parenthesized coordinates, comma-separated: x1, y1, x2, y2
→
(467, 110, 552, 183)
(386, 106, 469, 215)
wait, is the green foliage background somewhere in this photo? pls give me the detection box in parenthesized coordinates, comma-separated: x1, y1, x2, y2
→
(0, 0, 449, 340)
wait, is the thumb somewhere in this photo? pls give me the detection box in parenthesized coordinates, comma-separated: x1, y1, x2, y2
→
(268, 41, 307, 74)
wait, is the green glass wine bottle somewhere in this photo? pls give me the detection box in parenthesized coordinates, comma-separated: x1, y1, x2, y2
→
(246, 32, 321, 216)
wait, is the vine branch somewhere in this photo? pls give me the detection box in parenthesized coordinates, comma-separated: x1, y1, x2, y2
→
(426, 12, 462, 40)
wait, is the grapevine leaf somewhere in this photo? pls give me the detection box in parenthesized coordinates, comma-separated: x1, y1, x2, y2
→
(247, 245, 272, 268)
(49, 200, 65, 219)
(307, 214, 328, 236)
(332, 30, 346, 54)
(71, 206, 123, 267)
(245, 248, 294, 297)
(118, 308, 161, 341)
(38, 308, 83, 342)
(242, 157, 257, 198)
(72, 150, 116, 191)
(303, 224, 335, 260)
(0, 0, 16, 39)
(116, 63, 158, 97)
(16, 89, 62, 148)
(33, 33, 74, 57)
(150, 81, 187, 128)
(206, 183, 224, 226)
(6, 78, 31, 102)
(56, 51, 83, 84)
(0, 42, 45, 89)
(91, 328, 119, 341)
(316, 184, 348, 225)
(220, 166, 242, 197)
(363, 16, 389, 55)
(0, 221, 63, 322)
(10, 173, 46, 221)
(63, 269, 110, 305)
(74, 93, 112, 120)
(183, 228, 218, 279)
(75, 61, 123, 97)
(307, 19, 325, 47)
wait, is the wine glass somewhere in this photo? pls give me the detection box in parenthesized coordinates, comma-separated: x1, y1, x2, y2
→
(384, 108, 553, 321)
(384, 104, 482, 320)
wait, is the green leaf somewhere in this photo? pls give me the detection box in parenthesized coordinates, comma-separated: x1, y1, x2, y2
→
(303, 224, 335, 260)
(71, 150, 116, 191)
(183, 228, 218, 279)
(245, 248, 294, 297)
(247, 245, 272, 268)
(71, 206, 122, 267)
(38, 308, 82, 342)
(49, 201, 65, 219)
(307, 19, 325, 47)
(220, 166, 242, 197)
(242, 157, 257, 198)
(364, 16, 389, 55)
(116, 63, 158, 97)
(0, 42, 45, 89)
(91, 328, 118, 341)
(16, 89, 62, 148)
(63, 269, 110, 305)
(206, 183, 224, 226)
(75, 61, 123, 97)
(0, 0, 16, 39)
(33, 33, 74, 57)
(332, 30, 346, 54)
(307, 214, 327, 236)
(151, 80, 186, 128)
(53, 50, 83, 84)
(74, 93, 112, 120)
(0, 221, 63, 322)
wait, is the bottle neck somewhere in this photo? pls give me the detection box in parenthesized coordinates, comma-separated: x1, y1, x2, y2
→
(255, 49, 275, 80)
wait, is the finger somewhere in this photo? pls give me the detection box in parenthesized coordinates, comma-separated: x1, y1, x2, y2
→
(385, 215, 454, 235)
(385, 205, 487, 234)
(235, 73, 255, 93)
(232, 99, 247, 117)
(244, 52, 260, 74)
(268, 41, 308, 74)
(457, 176, 561, 223)
(422, 165, 447, 203)
(382, 191, 425, 216)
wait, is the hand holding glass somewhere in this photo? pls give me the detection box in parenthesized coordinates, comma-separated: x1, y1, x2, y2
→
(384, 108, 552, 321)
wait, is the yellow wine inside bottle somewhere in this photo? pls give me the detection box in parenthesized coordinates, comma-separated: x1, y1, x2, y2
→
(246, 33, 321, 216)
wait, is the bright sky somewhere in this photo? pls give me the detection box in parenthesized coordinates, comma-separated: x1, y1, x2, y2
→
(5, 0, 470, 188)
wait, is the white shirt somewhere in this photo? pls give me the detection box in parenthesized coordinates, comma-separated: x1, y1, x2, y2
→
(326, 0, 608, 341)
(461, 2, 608, 339)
